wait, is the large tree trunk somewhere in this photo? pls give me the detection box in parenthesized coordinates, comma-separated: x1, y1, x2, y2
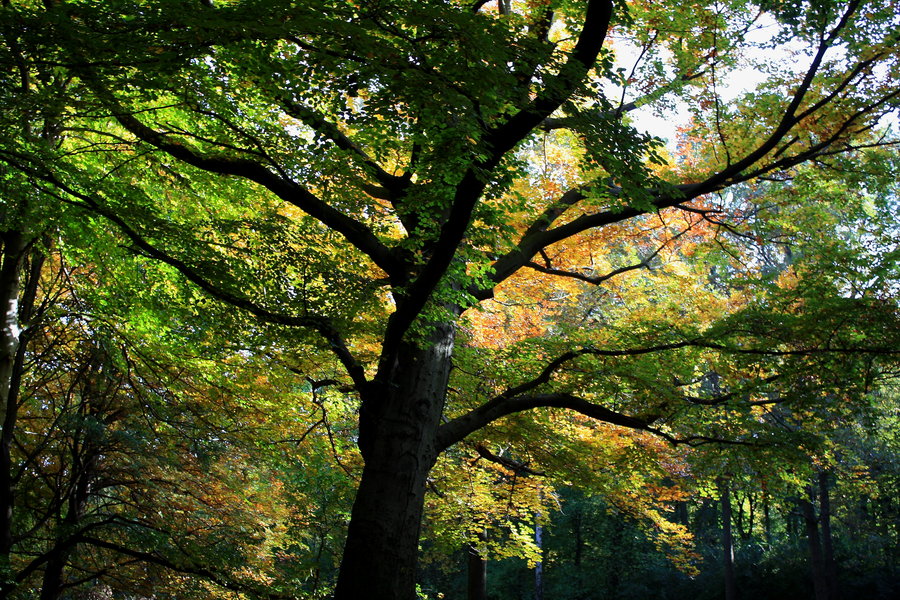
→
(333, 322, 455, 600)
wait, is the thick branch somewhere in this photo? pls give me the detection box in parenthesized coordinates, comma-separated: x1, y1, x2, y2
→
(478, 2, 876, 299)
(480, 186, 691, 297)
(438, 391, 759, 451)
(474, 444, 545, 476)
(502, 342, 694, 400)
(517, 186, 596, 246)
(524, 257, 649, 286)
(688, 0, 863, 196)
(435, 327, 900, 450)
(679, 374, 782, 406)
(280, 98, 410, 198)
(88, 86, 406, 280)
(696, 341, 900, 357)
(522, 224, 691, 286)
(13, 162, 373, 390)
(437, 392, 651, 451)
(436, 341, 693, 449)
(383, 0, 615, 356)
(481, 0, 613, 163)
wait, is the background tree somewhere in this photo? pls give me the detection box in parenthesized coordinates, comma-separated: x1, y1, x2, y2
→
(0, 235, 316, 599)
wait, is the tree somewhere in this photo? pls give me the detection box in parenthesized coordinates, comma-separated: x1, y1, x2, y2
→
(0, 17, 309, 595)
(1, 0, 899, 598)
(0, 237, 307, 599)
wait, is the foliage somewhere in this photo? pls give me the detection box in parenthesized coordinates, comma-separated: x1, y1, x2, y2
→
(0, 0, 898, 598)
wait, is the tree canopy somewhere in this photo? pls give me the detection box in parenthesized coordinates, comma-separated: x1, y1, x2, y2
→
(0, 0, 898, 599)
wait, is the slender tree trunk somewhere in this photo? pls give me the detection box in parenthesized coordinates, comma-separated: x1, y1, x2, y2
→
(41, 352, 101, 600)
(675, 500, 689, 527)
(799, 495, 828, 600)
(743, 492, 754, 540)
(0, 233, 29, 594)
(534, 517, 544, 600)
(39, 547, 71, 600)
(467, 531, 487, 600)
(333, 323, 455, 600)
(734, 489, 744, 538)
(719, 478, 738, 600)
(0, 235, 26, 411)
(694, 497, 717, 545)
(818, 471, 839, 600)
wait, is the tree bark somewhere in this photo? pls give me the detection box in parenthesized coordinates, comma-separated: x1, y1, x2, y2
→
(466, 531, 487, 600)
(799, 495, 828, 600)
(818, 471, 839, 600)
(39, 546, 71, 600)
(719, 478, 739, 600)
(0, 232, 25, 435)
(534, 517, 544, 600)
(694, 497, 718, 545)
(333, 323, 455, 600)
(0, 232, 30, 590)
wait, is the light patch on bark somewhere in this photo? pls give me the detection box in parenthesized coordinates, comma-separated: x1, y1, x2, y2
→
(1, 296, 20, 356)
(432, 330, 453, 361)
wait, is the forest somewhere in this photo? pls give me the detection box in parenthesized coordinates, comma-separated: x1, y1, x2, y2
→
(0, 0, 898, 599)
